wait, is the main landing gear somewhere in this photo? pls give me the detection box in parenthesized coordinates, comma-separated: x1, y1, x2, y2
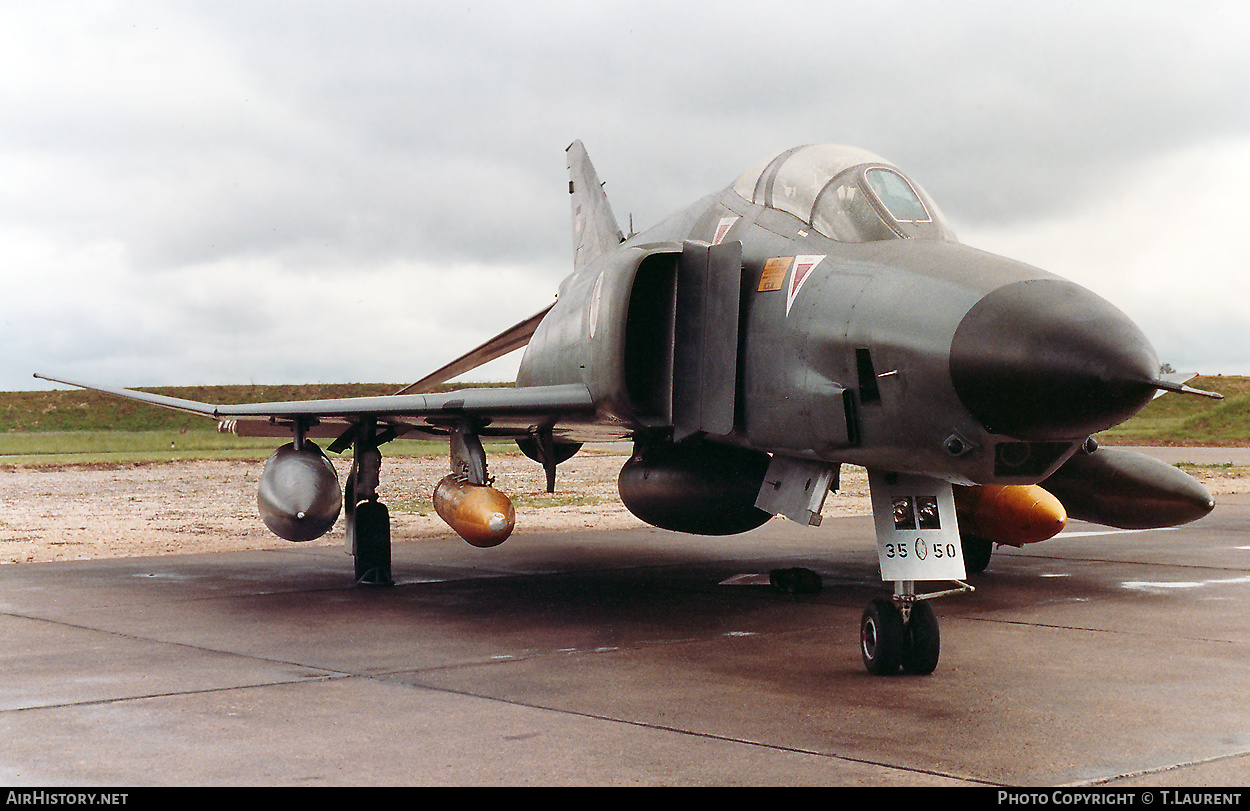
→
(859, 581, 970, 676)
(962, 534, 994, 575)
(340, 417, 516, 586)
(342, 420, 394, 587)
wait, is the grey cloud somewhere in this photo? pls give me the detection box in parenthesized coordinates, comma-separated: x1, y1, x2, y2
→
(6, 0, 1249, 389)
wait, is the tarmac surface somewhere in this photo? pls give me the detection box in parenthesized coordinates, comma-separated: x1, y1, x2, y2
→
(2, 491, 1249, 786)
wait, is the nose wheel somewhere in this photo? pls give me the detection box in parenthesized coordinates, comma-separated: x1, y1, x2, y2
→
(860, 582, 966, 675)
(901, 601, 940, 674)
(860, 598, 907, 675)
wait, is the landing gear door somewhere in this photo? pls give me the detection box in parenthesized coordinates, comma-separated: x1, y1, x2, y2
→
(867, 471, 966, 581)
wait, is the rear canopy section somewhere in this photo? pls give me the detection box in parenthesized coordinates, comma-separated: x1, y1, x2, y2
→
(731, 144, 955, 242)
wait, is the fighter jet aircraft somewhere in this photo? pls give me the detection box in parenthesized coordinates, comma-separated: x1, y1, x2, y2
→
(37, 141, 1219, 676)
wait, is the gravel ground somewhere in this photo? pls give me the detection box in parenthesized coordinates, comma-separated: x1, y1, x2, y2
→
(1, 449, 1243, 564)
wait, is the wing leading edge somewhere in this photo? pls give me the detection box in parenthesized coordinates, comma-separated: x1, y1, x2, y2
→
(32, 373, 598, 439)
(33, 296, 604, 442)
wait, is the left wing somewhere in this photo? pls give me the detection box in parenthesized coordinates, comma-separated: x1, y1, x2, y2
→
(33, 297, 607, 443)
(32, 373, 601, 442)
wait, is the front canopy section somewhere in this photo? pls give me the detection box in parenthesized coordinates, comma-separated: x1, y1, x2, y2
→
(731, 144, 955, 243)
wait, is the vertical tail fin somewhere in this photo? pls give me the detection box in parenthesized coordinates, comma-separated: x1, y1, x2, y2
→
(567, 140, 624, 271)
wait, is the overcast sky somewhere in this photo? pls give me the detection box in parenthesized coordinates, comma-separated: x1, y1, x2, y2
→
(4, 0, 1248, 391)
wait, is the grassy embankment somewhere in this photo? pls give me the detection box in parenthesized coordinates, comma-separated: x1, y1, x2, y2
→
(1095, 375, 1250, 446)
(1, 375, 1247, 466)
(0, 382, 515, 465)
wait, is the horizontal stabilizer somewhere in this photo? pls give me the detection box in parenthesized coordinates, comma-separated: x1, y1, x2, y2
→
(394, 303, 554, 395)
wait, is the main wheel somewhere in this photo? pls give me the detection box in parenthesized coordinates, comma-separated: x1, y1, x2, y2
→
(354, 500, 393, 586)
(769, 567, 823, 595)
(901, 601, 941, 675)
(860, 598, 905, 675)
(963, 535, 993, 574)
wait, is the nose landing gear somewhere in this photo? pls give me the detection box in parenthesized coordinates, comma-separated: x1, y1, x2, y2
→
(860, 581, 969, 676)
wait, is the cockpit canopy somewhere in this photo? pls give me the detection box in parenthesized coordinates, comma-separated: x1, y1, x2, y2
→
(731, 144, 955, 243)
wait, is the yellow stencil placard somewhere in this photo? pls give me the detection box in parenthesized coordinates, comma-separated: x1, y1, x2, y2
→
(758, 257, 793, 292)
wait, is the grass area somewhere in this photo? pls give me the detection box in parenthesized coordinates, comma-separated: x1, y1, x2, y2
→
(0, 430, 514, 467)
(511, 492, 605, 509)
(2, 382, 510, 433)
(1096, 375, 1250, 446)
(0, 381, 518, 465)
(1172, 461, 1250, 475)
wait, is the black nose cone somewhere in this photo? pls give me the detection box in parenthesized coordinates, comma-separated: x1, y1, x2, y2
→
(950, 279, 1158, 440)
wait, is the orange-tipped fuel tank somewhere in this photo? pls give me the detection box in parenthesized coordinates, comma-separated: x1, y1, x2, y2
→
(953, 484, 1067, 547)
(433, 475, 516, 548)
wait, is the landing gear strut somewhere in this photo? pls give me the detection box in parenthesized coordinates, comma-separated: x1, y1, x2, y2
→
(344, 421, 393, 586)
